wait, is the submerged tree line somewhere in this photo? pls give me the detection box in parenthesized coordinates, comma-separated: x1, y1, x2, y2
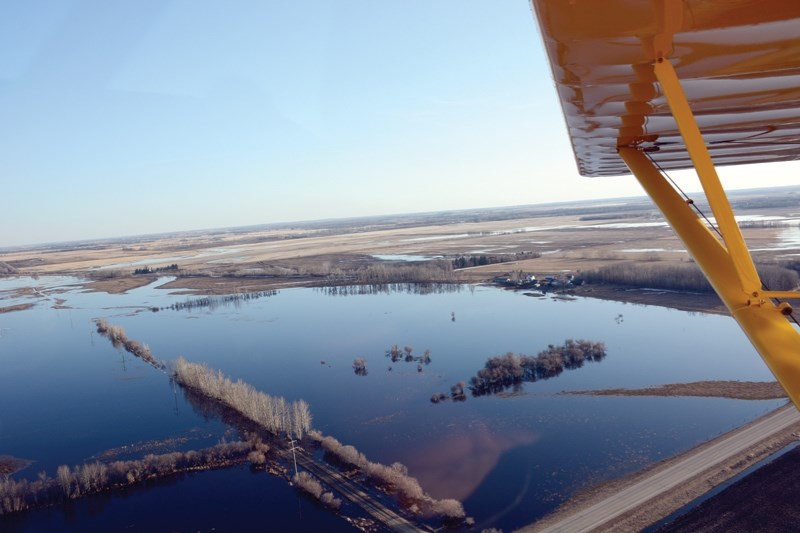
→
(317, 282, 464, 297)
(468, 339, 607, 396)
(430, 339, 607, 403)
(95, 319, 166, 370)
(165, 290, 278, 312)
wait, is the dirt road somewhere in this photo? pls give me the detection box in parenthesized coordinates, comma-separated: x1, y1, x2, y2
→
(524, 404, 800, 533)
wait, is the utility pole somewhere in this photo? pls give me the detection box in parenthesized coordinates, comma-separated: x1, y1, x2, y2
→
(288, 434, 299, 477)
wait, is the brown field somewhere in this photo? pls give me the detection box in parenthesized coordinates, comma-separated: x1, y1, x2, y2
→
(566, 380, 787, 400)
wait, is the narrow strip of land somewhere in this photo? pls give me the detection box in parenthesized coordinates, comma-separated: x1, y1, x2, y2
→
(566, 380, 786, 401)
(522, 404, 800, 533)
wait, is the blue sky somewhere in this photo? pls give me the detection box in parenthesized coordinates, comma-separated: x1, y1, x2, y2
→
(2, 1, 799, 247)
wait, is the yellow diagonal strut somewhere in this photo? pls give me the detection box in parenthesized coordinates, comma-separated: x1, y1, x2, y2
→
(653, 58, 761, 296)
(619, 148, 800, 408)
(619, 153, 800, 411)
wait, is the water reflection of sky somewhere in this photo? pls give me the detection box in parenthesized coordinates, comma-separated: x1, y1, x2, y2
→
(0, 278, 786, 531)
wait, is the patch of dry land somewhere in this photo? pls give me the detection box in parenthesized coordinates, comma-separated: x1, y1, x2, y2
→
(568, 380, 787, 400)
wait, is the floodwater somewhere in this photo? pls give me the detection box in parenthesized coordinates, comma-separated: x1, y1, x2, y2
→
(0, 277, 784, 531)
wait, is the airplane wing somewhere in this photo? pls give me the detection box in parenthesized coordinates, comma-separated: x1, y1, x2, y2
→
(530, 0, 800, 408)
(531, 0, 800, 177)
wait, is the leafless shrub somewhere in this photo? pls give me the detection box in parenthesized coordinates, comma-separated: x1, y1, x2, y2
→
(385, 345, 432, 366)
(353, 358, 368, 376)
(293, 471, 323, 499)
(427, 497, 466, 519)
(247, 451, 266, 465)
(56, 465, 72, 498)
(320, 491, 342, 510)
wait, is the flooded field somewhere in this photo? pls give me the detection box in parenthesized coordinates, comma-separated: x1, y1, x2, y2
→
(0, 276, 785, 531)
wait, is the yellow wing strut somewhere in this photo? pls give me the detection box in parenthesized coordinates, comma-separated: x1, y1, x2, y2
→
(619, 59, 800, 408)
(652, 58, 761, 296)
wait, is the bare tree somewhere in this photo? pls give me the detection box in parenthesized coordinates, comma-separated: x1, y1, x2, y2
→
(353, 358, 368, 376)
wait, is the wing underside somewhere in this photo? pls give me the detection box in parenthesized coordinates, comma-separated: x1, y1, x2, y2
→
(531, 0, 800, 177)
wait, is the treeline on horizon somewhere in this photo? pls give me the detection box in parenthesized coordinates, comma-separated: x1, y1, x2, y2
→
(580, 262, 799, 293)
(468, 339, 607, 396)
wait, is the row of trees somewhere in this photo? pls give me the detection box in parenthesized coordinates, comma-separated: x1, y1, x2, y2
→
(95, 319, 166, 370)
(166, 290, 278, 312)
(580, 263, 713, 292)
(324, 261, 459, 285)
(308, 431, 465, 520)
(0, 439, 263, 515)
(318, 283, 464, 296)
(133, 264, 179, 275)
(469, 339, 607, 395)
(452, 251, 539, 269)
(173, 357, 312, 440)
(580, 262, 799, 293)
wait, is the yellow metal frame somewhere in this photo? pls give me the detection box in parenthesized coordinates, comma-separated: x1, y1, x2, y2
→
(618, 57, 800, 409)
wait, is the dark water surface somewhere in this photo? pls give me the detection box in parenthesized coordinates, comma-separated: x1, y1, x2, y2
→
(0, 277, 784, 531)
